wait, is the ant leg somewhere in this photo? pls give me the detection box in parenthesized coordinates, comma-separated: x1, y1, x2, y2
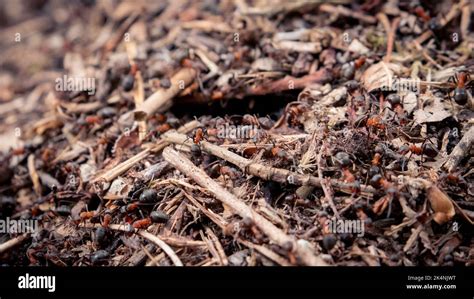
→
(386, 197, 393, 219)
(179, 135, 192, 152)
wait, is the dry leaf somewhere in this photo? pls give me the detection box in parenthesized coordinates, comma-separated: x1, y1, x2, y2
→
(361, 61, 404, 92)
(413, 96, 452, 125)
(403, 92, 418, 114)
(426, 185, 455, 224)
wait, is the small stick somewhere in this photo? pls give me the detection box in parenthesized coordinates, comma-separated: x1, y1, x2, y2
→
(205, 227, 228, 266)
(377, 14, 400, 63)
(0, 234, 28, 254)
(27, 155, 41, 196)
(320, 3, 377, 24)
(92, 120, 200, 183)
(163, 147, 328, 266)
(317, 144, 339, 218)
(238, 239, 291, 266)
(135, 68, 197, 118)
(443, 126, 474, 172)
(80, 223, 183, 266)
(163, 131, 376, 195)
(414, 2, 462, 45)
(246, 68, 331, 96)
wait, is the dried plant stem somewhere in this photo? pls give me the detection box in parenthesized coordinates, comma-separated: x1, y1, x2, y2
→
(162, 146, 328, 266)
(377, 14, 400, 63)
(238, 239, 291, 266)
(320, 4, 377, 24)
(0, 234, 28, 254)
(80, 223, 183, 266)
(93, 120, 200, 183)
(27, 154, 41, 196)
(317, 144, 339, 219)
(163, 131, 376, 195)
(135, 68, 197, 117)
(443, 126, 474, 172)
(247, 68, 331, 96)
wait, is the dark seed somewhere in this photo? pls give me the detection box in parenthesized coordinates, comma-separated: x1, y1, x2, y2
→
(139, 189, 158, 203)
(150, 210, 169, 223)
(122, 74, 135, 92)
(322, 234, 337, 251)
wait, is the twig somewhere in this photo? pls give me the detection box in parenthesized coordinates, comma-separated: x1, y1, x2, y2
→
(0, 234, 28, 254)
(162, 131, 376, 195)
(320, 3, 377, 24)
(134, 68, 197, 118)
(442, 126, 474, 172)
(80, 223, 183, 266)
(205, 227, 228, 266)
(27, 154, 41, 196)
(162, 147, 328, 266)
(414, 2, 462, 45)
(238, 239, 291, 266)
(92, 120, 200, 183)
(377, 14, 400, 63)
(317, 143, 339, 218)
(246, 68, 332, 96)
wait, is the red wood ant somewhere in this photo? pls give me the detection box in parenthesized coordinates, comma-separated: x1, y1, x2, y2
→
(193, 127, 207, 144)
(132, 210, 169, 229)
(449, 72, 472, 105)
(341, 56, 366, 79)
(366, 115, 386, 131)
(335, 152, 360, 193)
(369, 174, 398, 217)
(399, 141, 438, 166)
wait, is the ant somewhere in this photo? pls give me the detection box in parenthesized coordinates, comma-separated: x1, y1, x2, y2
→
(439, 171, 467, 187)
(413, 6, 431, 22)
(385, 94, 407, 123)
(132, 210, 169, 229)
(399, 140, 438, 167)
(369, 174, 398, 217)
(448, 72, 472, 105)
(156, 123, 171, 134)
(335, 152, 359, 194)
(193, 127, 207, 144)
(366, 115, 386, 131)
(275, 102, 309, 128)
(341, 56, 366, 79)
